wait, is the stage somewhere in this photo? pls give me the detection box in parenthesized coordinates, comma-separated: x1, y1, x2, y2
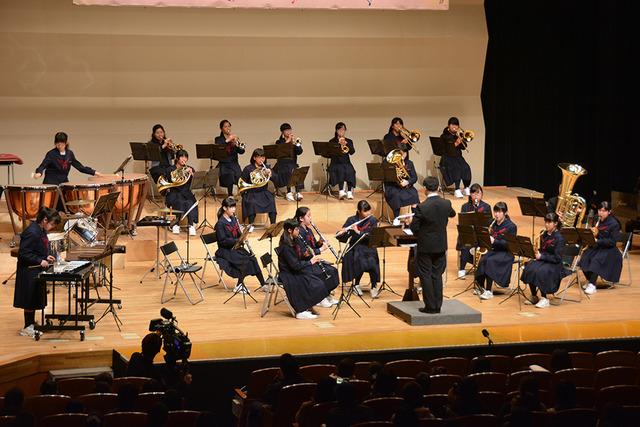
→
(0, 186, 638, 385)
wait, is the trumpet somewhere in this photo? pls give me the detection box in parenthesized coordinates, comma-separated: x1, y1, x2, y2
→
(163, 138, 183, 153)
(400, 127, 421, 154)
(338, 137, 350, 154)
(231, 136, 245, 150)
(456, 128, 475, 151)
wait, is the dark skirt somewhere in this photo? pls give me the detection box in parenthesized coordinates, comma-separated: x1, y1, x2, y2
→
(476, 250, 514, 287)
(384, 185, 420, 211)
(165, 191, 198, 224)
(578, 246, 623, 283)
(273, 160, 303, 190)
(241, 187, 276, 219)
(329, 162, 356, 187)
(521, 260, 567, 294)
(218, 162, 242, 188)
(459, 247, 473, 269)
(441, 156, 471, 186)
(341, 245, 380, 284)
(280, 264, 338, 313)
(13, 263, 47, 310)
(215, 247, 262, 279)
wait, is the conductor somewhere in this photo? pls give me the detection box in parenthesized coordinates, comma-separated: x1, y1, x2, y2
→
(408, 176, 456, 314)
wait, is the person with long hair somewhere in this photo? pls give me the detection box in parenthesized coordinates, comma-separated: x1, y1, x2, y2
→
(456, 184, 492, 279)
(294, 206, 339, 306)
(439, 117, 472, 199)
(215, 119, 245, 196)
(147, 124, 174, 183)
(475, 202, 517, 300)
(164, 149, 198, 236)
(273, 123, 304, 202)
(383, 117, 411, 153)
(578, 201, 623, 295)
(215, 197, 266, 293)
(521, 212, 567, 308)
(14, 207, 61, 338)
(336, 200, 380, 298)
(276, 220, 339, 319)
(240, 148, 278, 225)
(328, 122, 356, 200)
(384, 147, 420, 219)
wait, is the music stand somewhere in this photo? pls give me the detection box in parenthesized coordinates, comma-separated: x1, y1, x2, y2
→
(332, 232, 371, 320)
(190, 170, 215, 232)
(225, 225, 259, 308)
(517, 196, 548, 240)
(429, 136, 450, 197)
(130, 142, 161, 175)
(366, 162, 384, 201)
(367, 139, 386, 157)
(457, 211, 493, 276)
(368, 226, 401, 297)
(92, 192, 120, 237)
(376, 164, 400, 224)
(453, 225, 492, 299)
(382, 139, 399, 155)
(498, 234, 535, 310)
(196, 144, 227, 201)
(258, 221, 285, 289)
(313, 141, 343, 199)
(288, 166, 309, 210)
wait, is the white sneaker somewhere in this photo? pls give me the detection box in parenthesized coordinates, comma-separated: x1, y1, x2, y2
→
(296, 311, 318, 320)
(339, 190, 346, 200)
(188, 225, 196, 236)
(286, 192, 295, 201)
(458, 269, 466, 279)
(480, 290, 494, 300)
(19, 325, 35, 338)
(346, 191, 354, 200)
(535, 297, 550, 308)
(454, 189, 464, 199)
(233, 283, 248, 294)
(327, 295, 339, 305)
(584, 283, 597, 295)
(296, 193, 304, 201)
(172, 225, 180, 234)
(354, 285, 363, 296)
(370, 287, 380, 299)
(315, 298, 333, 308)
(464, 187, 471, 196)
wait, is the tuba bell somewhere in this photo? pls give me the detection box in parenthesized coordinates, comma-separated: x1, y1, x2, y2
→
(238, 164, 271, 194)
(556, 163, 587, 228)
(385, 149, 410, 185)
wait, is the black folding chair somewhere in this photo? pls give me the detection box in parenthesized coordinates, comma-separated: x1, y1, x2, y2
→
(556, 244, 589, 304)
(608, 231, 633, 287)
(160, 241, 204, 305)
(199, 232, 229, 291)
(260, 252, 295, 317)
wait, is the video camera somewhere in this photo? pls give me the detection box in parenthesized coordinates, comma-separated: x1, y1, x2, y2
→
(149, 308, 192, 364)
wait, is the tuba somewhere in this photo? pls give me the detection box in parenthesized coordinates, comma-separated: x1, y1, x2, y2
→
(556, 163, 587, 228)
(385, 149, 410, 185)
(238, 163, 271, 193)
(157, 165, 192, 194)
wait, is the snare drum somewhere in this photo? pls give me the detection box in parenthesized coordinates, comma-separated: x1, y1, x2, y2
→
(61, 181, 116, 215)
(90, 173, 148, 229)
(4, 184, 59, 238)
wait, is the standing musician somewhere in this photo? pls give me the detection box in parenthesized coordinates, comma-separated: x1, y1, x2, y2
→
(579, 201, 623, 295)
(273, 123, 304, 202)
(240, 148, 278, 225)
(147, 124, 174, 183)
(384, 147, 420, 219)
(215, 120, 245, 197)
(294, 207, 339, 307)
(457, 183, 492, 279)
(215, 197, 266, 293)
(383, 117, 412, 153)
(475, 202, 518, 300)
(14, 207, 61, 338)
(521, 212, 567, 308)
(328, 122, 356, 200)
(440, 117, 472, 199)
(163, 149, 198, 236)
(276, 220, 340, 320)
(336, 200, 380, 298)
(408, 177, 456, 314)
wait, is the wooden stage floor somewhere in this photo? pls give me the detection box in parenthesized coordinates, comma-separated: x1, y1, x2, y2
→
(0, 186, 638, 374)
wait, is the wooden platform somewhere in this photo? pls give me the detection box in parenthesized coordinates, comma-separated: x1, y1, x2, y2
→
(0, 186, 638, 380)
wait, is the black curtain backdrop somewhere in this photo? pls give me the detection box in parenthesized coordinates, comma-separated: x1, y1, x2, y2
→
(481, 0, 639, 202)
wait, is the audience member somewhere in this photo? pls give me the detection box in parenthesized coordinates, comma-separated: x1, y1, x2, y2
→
(115, 383, 138, 412)
(552, 380, 576, 412)
(1, 387, 25, 416)
(39, 379, 58, 395)
(470, 356, 492, 373)
(326, 382, 374, 427)
(147, 402, 168, 427)
(296, 377, 337, 426)
(550, 348, 572, 373)
(127, 333, 163, 380)
(445, 377, 482, 418)
(263, 353, 307, 407)
(415, 372, 431, 395)
(396, 381, 433, 420)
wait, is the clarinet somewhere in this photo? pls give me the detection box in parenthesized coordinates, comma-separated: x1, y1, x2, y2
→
(297, 236, 331, 280)
(310, 222, 339, 261)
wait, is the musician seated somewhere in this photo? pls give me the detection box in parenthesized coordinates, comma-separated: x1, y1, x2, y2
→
(457, 184, 492, 279)
(215, 197, 266, 293)
(383, 117, 412, 153)
(163, 149, 197, 236)
(14, 207, 61, 338)
(240, 148, 278, 225)
(329, 122, 356, 200)
(273, 123, 304, 202)
(336, 201, 380, 298)
(147, 124, 174, 183)
(521, 213, 567, 308)
(295, 207, 339, 307)
(439, 117, 472, 199)
(215, 119, 245, 197)
(578, 201, 623, 295)
(276, 220, 339, 320)
(384, 147, 420, 219)
(475, 202, 517, 300)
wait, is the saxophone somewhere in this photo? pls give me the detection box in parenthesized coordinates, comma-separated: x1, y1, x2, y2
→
(471, 219, 495, 271)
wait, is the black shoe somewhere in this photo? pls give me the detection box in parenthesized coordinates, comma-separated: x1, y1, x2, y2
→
(419, 307, 440, 314)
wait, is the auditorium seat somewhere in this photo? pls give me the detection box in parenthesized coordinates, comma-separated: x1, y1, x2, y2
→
(362, 397, 404, 421)
(569, 351, 595, 370)
(445, 414, 498, 427)
(597, 385, 640, 409)
(512, 353, 551, 371)
(299, 364, 336, 383)
(619, 405, 640, 427)
(385, 359, 429, 378)
(528, 410, 552, 427)
(477, 391, 505, 415)
(24, 395, 72, 421)
(354, 362, 374, 381)
(467, 372, 508, 393)
(350, 379, 372, 402)
(111, 376, 151, 393)
(595, 350, 640, 369)
(429, 374, 462, 394)
(103, 411, 148, 427)
(554, 368, 595, 388)
(57, 377, 96, 398)
(40, 413, 88, 427)
(166, 410, 201, 427)
(396, 376, 415, 393)
(0, 417, 15, 427)
(552, 408, 597, 427)
(419, 419, 445, 427)
(351, 422, 393, 427)
(428, 357, 469, 377)
(242, 367, 280, 400)
(472, 355, 511, 374)
(423, 394, 448, 418)
(594, 366, 640, 389)
(574, 387, 596, 408)
(264, 382, 316, 427)
(134, 392, 165, 413)
(508, 370, 553, 392)
(78, 393, 118, 415)
(301, 401, 336, 427)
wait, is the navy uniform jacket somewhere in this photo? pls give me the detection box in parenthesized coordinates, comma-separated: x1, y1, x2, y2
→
(298, 225, 323, 258)
(440, 127, 464, 158)
(328, 137, 355, 163)
(14, 222, 50, 310)
(383, 132, 411, 152)
(461, 200, 492, 215)
(215, 134, 246, 166)
(489, 218, 517, 252)
(274, 136, 303, 168)
(36, 149, 95, 185)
